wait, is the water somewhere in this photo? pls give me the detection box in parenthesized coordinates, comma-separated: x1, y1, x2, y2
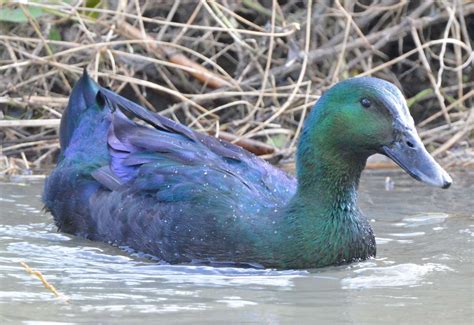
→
(0, 171, 472, 324)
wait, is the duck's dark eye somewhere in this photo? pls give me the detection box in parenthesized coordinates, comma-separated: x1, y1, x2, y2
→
(360, 98, 371, 108)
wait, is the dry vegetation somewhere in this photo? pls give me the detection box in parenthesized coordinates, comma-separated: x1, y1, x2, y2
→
(0, 0, 473, 177)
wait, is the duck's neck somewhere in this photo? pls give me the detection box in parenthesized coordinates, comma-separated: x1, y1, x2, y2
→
(275, 124, 374, 268)
(293, 132, 367, 213)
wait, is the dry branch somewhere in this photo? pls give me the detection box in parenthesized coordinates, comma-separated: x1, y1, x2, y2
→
(116, 21, 233, 89)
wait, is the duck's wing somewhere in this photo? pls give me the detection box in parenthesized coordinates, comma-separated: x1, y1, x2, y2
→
(93, 88, 296, 208)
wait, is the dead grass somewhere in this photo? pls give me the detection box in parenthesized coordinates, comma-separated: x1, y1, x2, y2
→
(0, 0, 473, 176)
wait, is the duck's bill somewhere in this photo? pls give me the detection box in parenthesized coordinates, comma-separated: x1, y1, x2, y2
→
(382, 131, 452, 189)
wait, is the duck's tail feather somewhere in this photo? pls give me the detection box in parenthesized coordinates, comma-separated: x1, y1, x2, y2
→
(59, 69, 100, 158)
(44, 70, 111, 236)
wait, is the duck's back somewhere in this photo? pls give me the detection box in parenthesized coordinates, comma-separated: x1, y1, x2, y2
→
(44, 73, 296, 266)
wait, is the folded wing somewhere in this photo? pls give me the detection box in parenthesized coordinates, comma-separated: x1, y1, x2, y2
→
(93, 88, 296, 209)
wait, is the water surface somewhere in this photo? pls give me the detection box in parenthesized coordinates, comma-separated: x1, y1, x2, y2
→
(0, 171, 472, 323)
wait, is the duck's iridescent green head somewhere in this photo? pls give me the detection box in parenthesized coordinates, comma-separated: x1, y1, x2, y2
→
(300, 77, 452, 189)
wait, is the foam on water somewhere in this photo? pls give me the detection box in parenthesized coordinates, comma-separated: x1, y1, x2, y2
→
(341, 263, 454, 289)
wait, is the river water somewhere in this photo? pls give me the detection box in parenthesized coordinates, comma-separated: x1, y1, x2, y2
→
(0, 171, 472, 324)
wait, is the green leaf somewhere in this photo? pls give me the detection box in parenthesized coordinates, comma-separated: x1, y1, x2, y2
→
(48, 26, 61, 41)
(266, 134, 287, 149)
(84, 0, 101, 18)
(406, 88, 433, 108)
(48, 25, 61, 52)
(0, 6, 45, 23)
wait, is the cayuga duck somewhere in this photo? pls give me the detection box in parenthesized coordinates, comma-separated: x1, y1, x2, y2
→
(43, 71, 452, 269)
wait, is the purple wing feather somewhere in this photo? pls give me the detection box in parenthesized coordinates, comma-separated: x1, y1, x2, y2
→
(91, 166, 123, 191)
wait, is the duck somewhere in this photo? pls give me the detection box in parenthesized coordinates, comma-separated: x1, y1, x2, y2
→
(43, 70, 452, 269)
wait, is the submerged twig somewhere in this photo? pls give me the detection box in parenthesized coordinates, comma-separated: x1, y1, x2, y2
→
(20, 261, 69, 303)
